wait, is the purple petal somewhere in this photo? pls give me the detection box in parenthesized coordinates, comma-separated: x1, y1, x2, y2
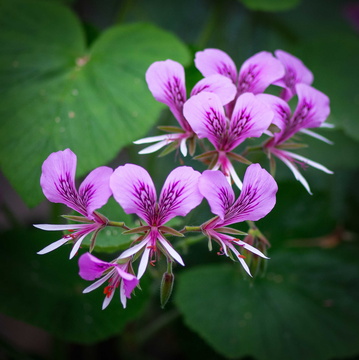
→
(198, 170, 235, 220)
(237, 51, 285, 94)
(79, 166, 113, 218)
(274, 50, 313, 100)
(110, 164, 156, 224)
(183, 92, 227, 150)
(78, 253, 112, 281)
(271, 85, 330, 145)
(191, 74, 237, 105)
(158, 166, 203, 224)
(227, 93, 274, 150)
(292, 84, 330, 129)
(145, 60, 189, 130)
(115, 267, 139, 298)
(40, 149, 85, 215)
(194, 48, 237, 83)
(224, 164, 278, 225)
(257, 94, 291, 131)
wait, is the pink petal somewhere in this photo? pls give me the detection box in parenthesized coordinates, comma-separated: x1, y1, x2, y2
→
(110, 164, 156, 224)
(257, 94, 291, 132)
(237, 51, 285, 94)
(78, 252, 112, 281)
(224, 164, 278, 225)
(227, 93, 274, 150)
(191, 74, 237, 105)
(274, 50, 313, 100)
(145, 60, 189, 130)
(183, 92, 227, 150)
(194, 48, 237, 83)
(198, 170, 235, 220)
(40, 149, 83, 214)
(292, 84, 330, 129)
(79, 166, 113, 218)
(115, 267, 139, 297)
(158, 166, 203, 224)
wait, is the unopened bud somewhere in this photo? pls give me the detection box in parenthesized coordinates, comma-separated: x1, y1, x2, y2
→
(160, 271, 175, 309)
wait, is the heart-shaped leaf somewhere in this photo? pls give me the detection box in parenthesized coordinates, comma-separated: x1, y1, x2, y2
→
(175, 245, 359, 360)
(0, 0, 190, 207)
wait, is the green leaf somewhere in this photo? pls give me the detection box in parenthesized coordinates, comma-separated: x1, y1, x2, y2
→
(0, 0, 190, 207)
(0, 229, 150, 343)
(239, 0, 301, 12)
(175, 245, 359, 360)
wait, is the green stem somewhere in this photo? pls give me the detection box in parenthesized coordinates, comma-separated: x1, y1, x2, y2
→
(107, 220, 130, 230)
(181, 225, 202, 233)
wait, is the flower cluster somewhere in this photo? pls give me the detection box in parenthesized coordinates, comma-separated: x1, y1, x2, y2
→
(137, 48, 332, 193)
(34, 48, 332, 309)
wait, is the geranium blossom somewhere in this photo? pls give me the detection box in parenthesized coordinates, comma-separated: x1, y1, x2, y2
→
(110, 164, 203, 278)
(198, 164, 278, 275)
(183, 91, 273, 188)
(34, 149, 113, 258)
(273, 49, 314, 101)
(134, 59, 236, 156)
(79, 253, 138, 309)
(194, 48, 285, 117)
(261, 83, 332, 193)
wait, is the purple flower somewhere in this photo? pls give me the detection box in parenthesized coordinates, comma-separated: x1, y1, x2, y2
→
(34, 149, 113, 258)
(273, 50, 314, 101)
(110, 164, 203, 278)
(183, 91, 273, 188)
(194, 48, 285, 96)
(261, 84, 332, 193)
(79, 253, 139, 309)
(198, 164, 278, 275)
(134, 59, 236, 156)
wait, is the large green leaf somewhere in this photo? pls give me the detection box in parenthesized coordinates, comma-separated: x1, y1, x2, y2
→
(175, 245, 359, 359)
(0, 0, 190, 207)
(0, 229, 150, 343)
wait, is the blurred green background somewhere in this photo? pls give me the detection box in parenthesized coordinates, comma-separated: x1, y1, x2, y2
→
(1, 0, 359, 359)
